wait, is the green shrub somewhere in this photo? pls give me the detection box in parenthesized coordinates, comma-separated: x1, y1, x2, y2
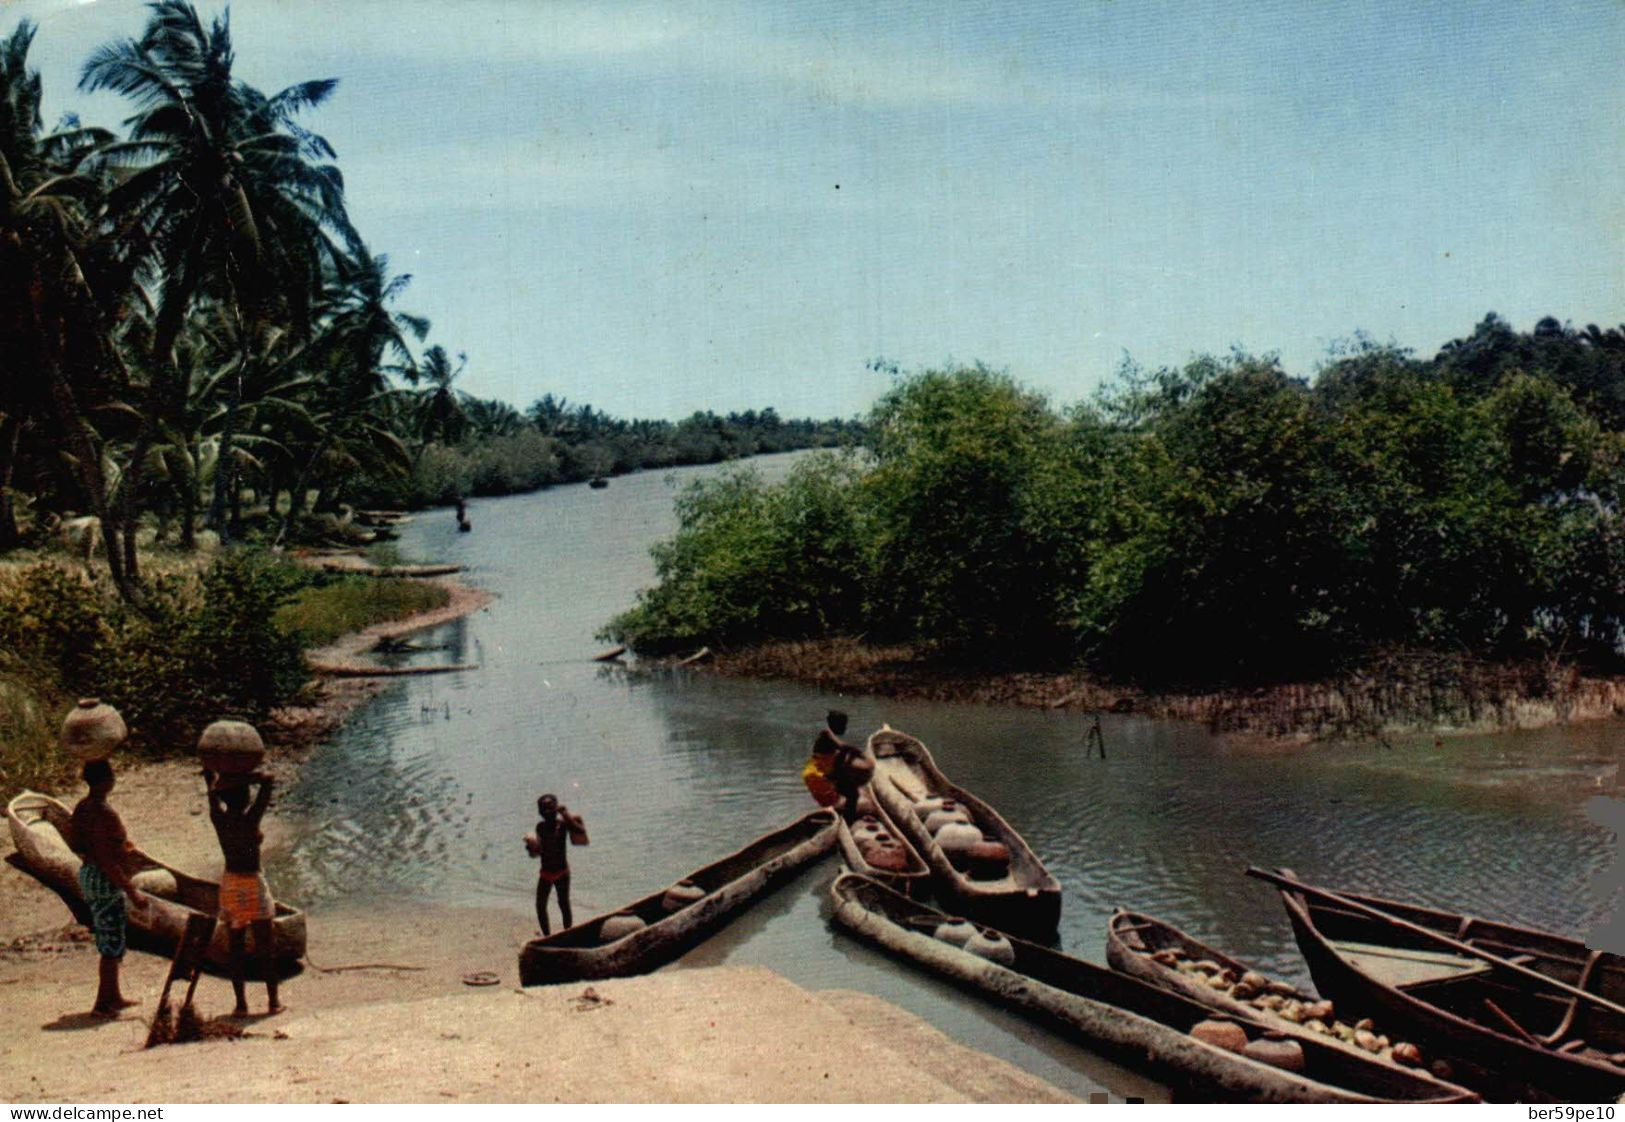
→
(274, 575, 450, 648)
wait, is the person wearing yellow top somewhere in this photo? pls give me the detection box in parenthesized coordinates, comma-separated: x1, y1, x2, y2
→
(802, 710, 868, 823)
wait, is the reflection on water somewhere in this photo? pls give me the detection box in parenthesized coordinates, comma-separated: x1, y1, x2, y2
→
(273, 453, 1624, 1100)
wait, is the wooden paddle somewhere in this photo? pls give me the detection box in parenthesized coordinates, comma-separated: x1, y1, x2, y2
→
(1245, 867, 1625, 1024)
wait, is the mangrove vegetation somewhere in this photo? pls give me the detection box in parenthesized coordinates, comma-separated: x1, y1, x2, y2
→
(608, 316, 1625, 696)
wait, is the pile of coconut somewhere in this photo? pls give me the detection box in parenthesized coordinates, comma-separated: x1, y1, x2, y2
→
(1147, 947, 1442, 1075)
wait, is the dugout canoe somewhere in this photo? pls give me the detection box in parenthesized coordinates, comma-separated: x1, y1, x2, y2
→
(5, 790, 305, 969)
(867, 725, 1061, 936)
(829, 872, 1477, 1103)
(1266, 867, 1625, 1102)
(1107, 909, 1456, 1078)
(518, 809, 837, 986)
(834, 793, 930, 895)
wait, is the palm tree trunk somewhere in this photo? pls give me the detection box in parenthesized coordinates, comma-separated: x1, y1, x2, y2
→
(0, 414, 21, 550)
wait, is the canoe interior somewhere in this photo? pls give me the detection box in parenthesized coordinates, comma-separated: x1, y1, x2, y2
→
(522, 810, 836, 952)
(836, 874, 1473, 1103)
(1110, 909, 1314, 1002)
(834, 791, 930, 890)
(1300, 894, 1625, 1064)
(867, 726, 1061, 934)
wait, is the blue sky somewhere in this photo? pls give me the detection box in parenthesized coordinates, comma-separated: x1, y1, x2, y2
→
(11, 0, 1624, 420)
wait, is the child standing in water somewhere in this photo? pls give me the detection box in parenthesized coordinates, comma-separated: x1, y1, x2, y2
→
(526, 794, 587, 935)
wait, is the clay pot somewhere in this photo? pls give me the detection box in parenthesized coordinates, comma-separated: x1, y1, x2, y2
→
(198, 719, 266, 774)
(935, 821, 983, 867)
(933, 920, 976, 947)
(966, 836, 1011, 881)
(925, 803, 971, 835)
(867, 844, 911, 873)
(60, 699, 127, 761)
(661, 880, 706, 913)
(1190, 1019, 1249, 1054)
(964, 928, 1017, 966)
(600, 912, 647, 941)
(1243, 1033, 1306, 1072)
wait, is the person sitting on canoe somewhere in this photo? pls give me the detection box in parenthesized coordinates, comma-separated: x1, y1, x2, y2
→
(203, 769, 283, 1016)
(68, 759, 148, 1019)
(526, 794, 587, 936)
(802, 710, 871, 824)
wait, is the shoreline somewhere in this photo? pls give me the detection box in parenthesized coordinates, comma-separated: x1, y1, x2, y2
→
(699, 638, 1625, 746)
(0, 572, 1072, 1103)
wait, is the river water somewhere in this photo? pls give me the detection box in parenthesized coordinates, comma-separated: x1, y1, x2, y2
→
(269, 452, 1625, 1100)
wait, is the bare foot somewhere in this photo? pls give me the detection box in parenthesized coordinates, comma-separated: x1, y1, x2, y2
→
(232, 1005, 250, 1017)
(267, 1002, 287, 1016)
(89, 998, 137, 1019)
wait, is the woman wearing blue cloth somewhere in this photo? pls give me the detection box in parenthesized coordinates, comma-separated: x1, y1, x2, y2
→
(69, 759, 149, 1018)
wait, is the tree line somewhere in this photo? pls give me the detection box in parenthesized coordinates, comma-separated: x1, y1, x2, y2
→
(608, 314, 1625, 686)
(0, 6, 858, 604)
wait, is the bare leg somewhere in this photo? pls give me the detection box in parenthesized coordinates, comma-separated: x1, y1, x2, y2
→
(252, 918, 282, 1013)
(535, 876, 554, 936)
(228, 927, 249, 1015)
(92, 955, 137, 1016)
(556, 874, 573, 931)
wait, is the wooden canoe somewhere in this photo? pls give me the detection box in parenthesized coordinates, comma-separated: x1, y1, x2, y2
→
(834, 792, 930, 895)
(518, 809, 837, 986)
(1272, 869, 1625, 1102)
(1107, 909, 1459, 1078)
(5, 791, 306, 969)
(829, 872, 1477, 1103)
(867, 724, 1061, 936)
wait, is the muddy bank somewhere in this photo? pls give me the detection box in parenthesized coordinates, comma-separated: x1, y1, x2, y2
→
(701, 639, 1625, 744)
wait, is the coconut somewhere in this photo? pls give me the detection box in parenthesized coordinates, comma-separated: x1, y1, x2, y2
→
(1355, 1029, 1381, 1053)
(1190, 959, 1222, 975)
(1240, 970, 1270, 990)
(1390, 1042, 1424, 1067)
(1231, 982, 1260, 1001)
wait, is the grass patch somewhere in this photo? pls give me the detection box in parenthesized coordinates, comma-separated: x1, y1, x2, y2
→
(274, 576, 451, 647)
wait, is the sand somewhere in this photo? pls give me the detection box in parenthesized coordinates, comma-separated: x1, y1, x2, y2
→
(0, 582, 1072, 1104)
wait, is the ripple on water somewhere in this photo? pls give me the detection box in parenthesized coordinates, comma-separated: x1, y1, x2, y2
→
(266, 455, 1625, 1101)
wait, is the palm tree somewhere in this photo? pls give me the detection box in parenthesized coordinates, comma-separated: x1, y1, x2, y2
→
(81, 0, 353, 545)
(411, 345, 468, 450)
(0, 19, 143, 596)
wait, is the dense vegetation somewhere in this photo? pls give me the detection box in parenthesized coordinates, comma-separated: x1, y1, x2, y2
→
(608, 315, 1625, 687)
(0, 7, 858, 598)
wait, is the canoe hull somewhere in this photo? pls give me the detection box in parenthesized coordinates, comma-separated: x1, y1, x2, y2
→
(1277, 879, 1625, 1103)
(868, 726, 1061, 937)
(518, 809, 836, 986)
(831, 872, 1476, 1104)
(6, 791, 306, 971)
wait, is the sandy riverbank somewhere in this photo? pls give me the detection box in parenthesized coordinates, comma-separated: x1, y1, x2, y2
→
(0, 581, 1074, 1103)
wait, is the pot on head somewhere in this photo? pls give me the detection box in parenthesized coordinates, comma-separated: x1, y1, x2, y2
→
(198, 719, 266, 775)
(61, 699, 127, 762)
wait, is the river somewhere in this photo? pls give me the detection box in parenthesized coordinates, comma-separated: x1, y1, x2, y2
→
(269, 451, 1625, 1100)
